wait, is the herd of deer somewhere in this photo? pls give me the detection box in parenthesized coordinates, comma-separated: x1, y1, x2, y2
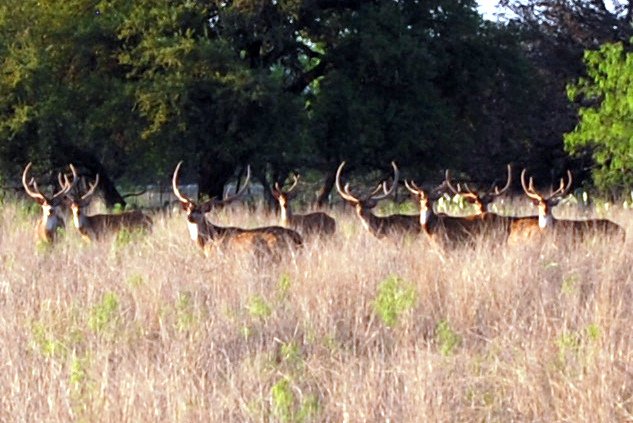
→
(21, 160, 625, 257)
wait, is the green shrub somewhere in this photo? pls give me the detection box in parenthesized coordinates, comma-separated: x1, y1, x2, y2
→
(373, 275, 417, 327)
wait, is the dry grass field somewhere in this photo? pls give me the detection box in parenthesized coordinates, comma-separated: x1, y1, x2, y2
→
(1, 198, 632, 422)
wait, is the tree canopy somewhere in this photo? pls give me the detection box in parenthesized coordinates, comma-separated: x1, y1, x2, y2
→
(0, 0, 628, 205)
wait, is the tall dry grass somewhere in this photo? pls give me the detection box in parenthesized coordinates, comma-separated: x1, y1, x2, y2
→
(0, 199, 632, 422)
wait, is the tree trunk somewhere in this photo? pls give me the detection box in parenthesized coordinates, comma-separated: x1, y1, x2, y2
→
(197, 157, 234, 201)
(315, 168, 336, 207)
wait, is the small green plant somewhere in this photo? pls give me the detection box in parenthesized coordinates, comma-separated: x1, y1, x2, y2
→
(126, 273, 145, 288)
(280, 341, 302, 368)
(277, 273, 292, 300)
(271, 377, 294, 422)
(373, 275, 417, 327)
(556, 330, 581, 366)
(246, 294, 272, 320)
(436, 319, 461, 356)
(270, 376, 320, 422)
(175, 291, 197, 331)
(561, 274, 578, 295)
(31, 321, 68, 358)
(586, 323, 601, 341)
(88, 292, 120, 334)
(113, 228, 147, 247)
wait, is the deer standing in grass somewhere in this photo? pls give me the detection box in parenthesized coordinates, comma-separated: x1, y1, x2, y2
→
(21, 162, 72, 243)
(172, 161, 302, 257)
(271, 174, 336, 237)
(516, 169, 625, 242)
(403, 179, 499, 246)
(63, 165, 153, 241)
(444, 165, 539, 242)
(335, 161, 419, 238)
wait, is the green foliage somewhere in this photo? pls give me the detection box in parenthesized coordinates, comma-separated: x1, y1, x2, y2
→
(270, 377, 320, 423)
(373, 275, 417, 328)
(246, 294, 272, 320)
(175, 291, 197, 332)
(0, 0, 545, 194)
(435, 319, 461, 356)
(277, 273, 292, 301)
(126, 273, 145, 289)
(565, 41, 633, 192)
(271, 377, 294, 422)
(88, 292, 120, 334)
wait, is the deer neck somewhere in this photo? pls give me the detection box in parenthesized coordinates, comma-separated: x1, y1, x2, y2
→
(280, 204, 291, 227)
(42, 206, 62, 232)
(356, 206, 377, 233)
(539, 213, 553, 229)
(538, 203, 553, 229)
(419, 208, 434, 227)
(188, 217, 219, 248)
(71, 208, 90, 232)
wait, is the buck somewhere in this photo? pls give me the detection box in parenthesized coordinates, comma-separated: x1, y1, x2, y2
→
(172, 161, 302, 257)
(21, 162, 73, 243)
(517, 169, 625, 241)
(335, 161, 419, 238)
(63, 165, 153, 241)
(444, 165, 539, 242)
(444, 165, 513, 216)
(403, 179, 498, 246)
(271, 174, 336, 236)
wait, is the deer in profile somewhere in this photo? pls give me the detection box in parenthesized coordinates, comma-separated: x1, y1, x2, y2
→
(62, 165, 153, 241)
(172, 161, 302, 258)
(271, 174, 336, 237)
(335, 161, 420, 238)
(21, 162, 73, 243)
(517, 169, 625, 241)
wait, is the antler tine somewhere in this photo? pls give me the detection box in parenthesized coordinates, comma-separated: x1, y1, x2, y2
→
(492, 164, 512, 196)
(57, 172, 65, 191)
(369, 161, 399, 201)
(54, 165, 75, 199)
(548, 169, 573, 200)
(81, 173, 100, 201)
(404, 179, 424, 196)
(520, 169, 543, 201)
(335, 161, 360, 203)
(444, 169, 463, 195)
(172, 161, 191, 204)
(22, 162, 47, 203)
(216, 164, 251, 204)
(286, 174, 299, 193)
(369, 182, 385, 197)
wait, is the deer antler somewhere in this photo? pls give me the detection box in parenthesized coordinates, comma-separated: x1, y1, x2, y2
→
(172, 161, 192, 204)
(335, 161, 360, 203)
(521, 169, 573, 202)
(22, 163, 47, 204)
(212, 165, 251, 205)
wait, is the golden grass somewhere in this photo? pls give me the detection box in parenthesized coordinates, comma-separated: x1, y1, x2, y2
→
(1, 199, 632, 422)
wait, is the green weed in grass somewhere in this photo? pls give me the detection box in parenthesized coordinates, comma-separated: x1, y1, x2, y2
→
(436, 319, 461, 356)
(373, 275, 416, 327)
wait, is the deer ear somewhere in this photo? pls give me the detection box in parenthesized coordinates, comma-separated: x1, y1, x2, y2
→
(531, 199, 540, 206)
